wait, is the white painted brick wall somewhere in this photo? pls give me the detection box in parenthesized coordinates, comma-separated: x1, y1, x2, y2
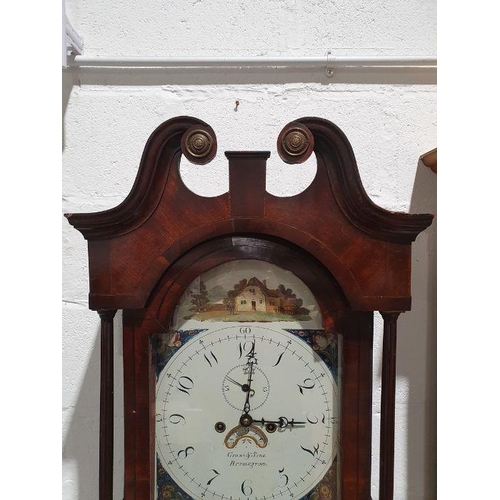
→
(62, 1, 436, 499)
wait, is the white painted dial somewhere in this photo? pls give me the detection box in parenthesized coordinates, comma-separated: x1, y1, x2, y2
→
(156, 324, 339, 500)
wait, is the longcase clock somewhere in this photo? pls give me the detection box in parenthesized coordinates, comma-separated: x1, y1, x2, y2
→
(65, 116, 433, 500)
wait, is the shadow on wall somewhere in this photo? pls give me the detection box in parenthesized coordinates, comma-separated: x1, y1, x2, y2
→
(398, 159, 437, 499)
(62, 312, 124, 500)
(62, 324, 100, 500)
(62, 71, 77, 153)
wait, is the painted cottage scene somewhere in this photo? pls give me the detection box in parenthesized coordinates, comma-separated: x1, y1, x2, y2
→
(173, 260, 321, 325)
(188, 276, 311, 322)
(228, 277, 280, 314)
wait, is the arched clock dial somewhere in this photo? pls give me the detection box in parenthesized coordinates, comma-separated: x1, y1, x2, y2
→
(156, 325, 339, 500)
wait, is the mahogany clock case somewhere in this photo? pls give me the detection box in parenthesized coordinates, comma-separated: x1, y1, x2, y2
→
(65, 116, 433, 500)
(124, 236, 373, 499)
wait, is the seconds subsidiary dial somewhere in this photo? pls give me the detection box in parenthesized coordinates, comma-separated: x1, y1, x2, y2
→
(156, 325, 339, 500)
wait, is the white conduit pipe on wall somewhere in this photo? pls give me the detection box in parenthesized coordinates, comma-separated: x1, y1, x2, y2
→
(69, 55, 437, 70)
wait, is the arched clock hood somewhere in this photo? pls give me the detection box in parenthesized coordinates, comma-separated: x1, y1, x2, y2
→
(65, 115, 433, 313)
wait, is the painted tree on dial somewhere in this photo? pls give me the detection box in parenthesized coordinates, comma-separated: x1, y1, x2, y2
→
(190, 281, 209, 313)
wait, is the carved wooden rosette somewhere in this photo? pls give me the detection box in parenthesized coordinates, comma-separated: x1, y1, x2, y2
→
(66, 116, 433, 500)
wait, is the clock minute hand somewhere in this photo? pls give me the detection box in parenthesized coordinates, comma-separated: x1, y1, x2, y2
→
(242, 361, 254, 414)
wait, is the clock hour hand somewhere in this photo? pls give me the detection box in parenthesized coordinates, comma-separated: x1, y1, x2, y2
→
(256, 417, 306, 429)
